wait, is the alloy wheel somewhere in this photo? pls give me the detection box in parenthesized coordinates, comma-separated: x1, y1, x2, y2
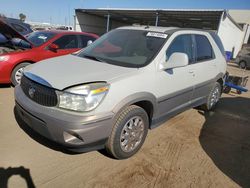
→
(210, 86, 220, 108)
(15, 67, 24, 84)
(120, 116, 145, 153)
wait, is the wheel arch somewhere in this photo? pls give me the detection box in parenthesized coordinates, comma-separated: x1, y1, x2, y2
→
(217, 77, 224, 92)
(10, 60, 35, 85)
(11, 60, 35, 74)
(214, 72, 224, 92)
(112, 92, 157, 127)
(239, 60, 246, 64)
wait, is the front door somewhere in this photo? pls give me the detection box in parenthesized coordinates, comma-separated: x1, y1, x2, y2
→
(42, 34, 80, 60)
(154, 34, 195, 121)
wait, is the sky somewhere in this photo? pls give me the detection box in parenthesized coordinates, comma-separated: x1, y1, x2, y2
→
(0, 0, 250, 25)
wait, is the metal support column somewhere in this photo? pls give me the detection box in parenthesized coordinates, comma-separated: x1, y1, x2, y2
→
(106, 13, 110, 32)
(73, 15, 76, 31)
(155, 12, 159, 26)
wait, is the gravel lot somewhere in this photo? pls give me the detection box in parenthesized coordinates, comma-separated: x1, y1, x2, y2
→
(0, 63, 250, 188)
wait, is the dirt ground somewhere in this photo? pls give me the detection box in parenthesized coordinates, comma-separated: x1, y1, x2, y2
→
(0, 63, 250, 188)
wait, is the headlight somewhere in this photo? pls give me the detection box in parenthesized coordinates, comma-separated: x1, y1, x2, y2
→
(0, 56, 9, 62)
(58, 82, 109, 112)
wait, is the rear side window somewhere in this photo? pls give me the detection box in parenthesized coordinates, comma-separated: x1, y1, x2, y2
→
(53, 35, 78, 49)
(166, 34, 193, 63)
(195, 35, 214, 62)
(79, 35, 97, 48)
(210, 32, 225, 56)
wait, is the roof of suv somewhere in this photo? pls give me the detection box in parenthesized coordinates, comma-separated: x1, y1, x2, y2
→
(118, 25, 213, 35)
(118, 25, 178, 33)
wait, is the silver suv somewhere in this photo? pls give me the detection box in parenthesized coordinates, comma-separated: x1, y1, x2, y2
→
(14, 26, 227, 159)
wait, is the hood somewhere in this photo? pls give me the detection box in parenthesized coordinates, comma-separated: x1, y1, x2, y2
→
(24, 55, 138, 90)
(0, 19, 32, 46)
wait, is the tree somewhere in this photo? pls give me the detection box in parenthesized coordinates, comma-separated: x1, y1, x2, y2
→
(19, 13, 26, 22)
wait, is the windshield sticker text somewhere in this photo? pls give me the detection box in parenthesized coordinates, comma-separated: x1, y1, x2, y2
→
(146, 32, 168, 38)
(38, 36, 47, 40)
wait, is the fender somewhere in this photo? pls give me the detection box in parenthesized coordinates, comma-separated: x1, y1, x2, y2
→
(214, 72, 225, 83)
(112, 92, 157, 117)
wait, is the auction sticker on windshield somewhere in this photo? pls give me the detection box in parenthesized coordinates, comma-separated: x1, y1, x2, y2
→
(38, 35, 48, 40)
(146, 32, 168, 38)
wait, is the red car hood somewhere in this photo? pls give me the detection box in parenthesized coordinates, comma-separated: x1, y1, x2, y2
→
(0, 19, 32, 46)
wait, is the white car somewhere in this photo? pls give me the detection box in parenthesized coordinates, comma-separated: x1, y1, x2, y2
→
(14, 26, 227, 159)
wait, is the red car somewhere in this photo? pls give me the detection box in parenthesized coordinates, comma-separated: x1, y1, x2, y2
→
(0, 20, 98, 85)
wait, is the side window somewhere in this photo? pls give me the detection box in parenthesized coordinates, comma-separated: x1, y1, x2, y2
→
(210, 32, 225, 57)
(195, 35, 214, 62)
(53, 35, 78, 49)
(166, 34, 193, 63)
(79, 35, 96, 48)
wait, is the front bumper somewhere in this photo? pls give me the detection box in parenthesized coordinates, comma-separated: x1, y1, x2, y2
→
(14, 85, 114, 152)
(0, 61, 11, 84)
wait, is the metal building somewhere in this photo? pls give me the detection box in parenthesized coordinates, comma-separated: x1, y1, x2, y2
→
(75, 8, 250, 58)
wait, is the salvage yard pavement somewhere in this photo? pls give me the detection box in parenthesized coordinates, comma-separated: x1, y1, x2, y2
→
(0, 63, 250, 188)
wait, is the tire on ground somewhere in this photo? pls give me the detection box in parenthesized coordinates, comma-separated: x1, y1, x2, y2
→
(11, 62, 31, 86)
(106, 105, 149, 159)
(200, 82, 222, 111)
(239, 61, 246, 69)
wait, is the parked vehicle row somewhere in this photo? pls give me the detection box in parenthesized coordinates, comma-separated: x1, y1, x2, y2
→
(14, 26, 227, 159)
(0, 19, 99, 85)
(235, 44, 250, 69)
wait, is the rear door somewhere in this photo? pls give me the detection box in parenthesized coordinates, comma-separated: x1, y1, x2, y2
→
(190, 34, 219, 105)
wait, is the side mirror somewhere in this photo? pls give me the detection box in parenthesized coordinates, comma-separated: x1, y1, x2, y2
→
(87, 40, 93, 46)
(160, 52, 189, 70)
(48, 43, 59, 52)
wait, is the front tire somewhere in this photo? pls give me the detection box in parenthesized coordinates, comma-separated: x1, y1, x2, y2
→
(106, 105, 149, 159)
(11, 62, 31, 86)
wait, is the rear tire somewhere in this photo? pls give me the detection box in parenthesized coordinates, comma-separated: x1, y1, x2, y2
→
(239, 61, 246, 69)
(200, 82, 221, 111)
(106, 105, 149, 159)
(11, 62, 31, 86)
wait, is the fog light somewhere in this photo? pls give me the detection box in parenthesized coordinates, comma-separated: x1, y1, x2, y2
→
(63, 131, 84, 145)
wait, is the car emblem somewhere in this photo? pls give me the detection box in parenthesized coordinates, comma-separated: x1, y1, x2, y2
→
(28, 86, 36, 98)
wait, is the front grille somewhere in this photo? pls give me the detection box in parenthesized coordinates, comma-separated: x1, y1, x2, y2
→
(20, 75, 58, 107)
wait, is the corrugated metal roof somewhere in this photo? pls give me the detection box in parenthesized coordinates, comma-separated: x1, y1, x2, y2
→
(95, 8, 225, 12)
(76, 8, 224, 30)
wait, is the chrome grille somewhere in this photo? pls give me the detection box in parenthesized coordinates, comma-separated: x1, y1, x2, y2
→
(20, 75, 58, 107)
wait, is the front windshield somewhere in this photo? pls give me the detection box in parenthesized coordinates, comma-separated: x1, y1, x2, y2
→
(77, 29, 167, 68)
(27, 31, 56, 47)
